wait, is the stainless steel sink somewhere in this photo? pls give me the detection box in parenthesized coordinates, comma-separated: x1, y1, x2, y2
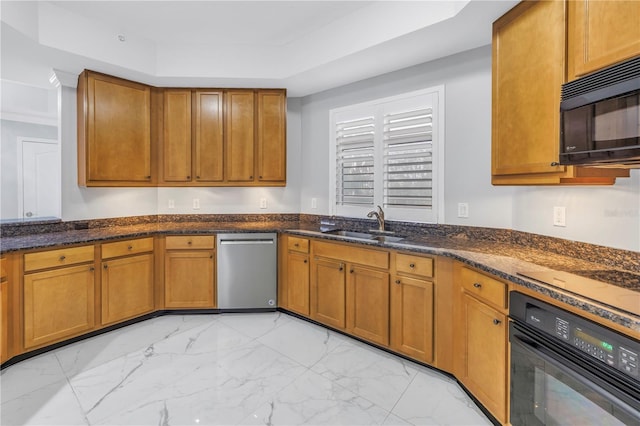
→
(322, 229, 405, 243)
(323, 230, 373, 239)
(371, 235, 405, 243)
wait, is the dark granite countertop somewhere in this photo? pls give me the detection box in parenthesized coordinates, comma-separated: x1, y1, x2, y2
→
(2, 217, 639, 336)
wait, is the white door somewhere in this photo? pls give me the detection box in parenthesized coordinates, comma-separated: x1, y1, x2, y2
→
(19, 138, 60, 219)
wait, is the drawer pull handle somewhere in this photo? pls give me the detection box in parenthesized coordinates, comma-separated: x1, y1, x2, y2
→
(493, 319, 502, 325)
(409, 263, 415, 268)
(103, 264, 108, 269)
(196, 176, 200, 179)
(350, 269, 354, 274)
(294, 243, 299, 247)
(395, 279, 401, 285)
(59, 255, 66, 261)
(89, 267, 95, 271)
(127, 245, 133, 250)
(473, 282, 482, 288)
(188, 241, 192, 245)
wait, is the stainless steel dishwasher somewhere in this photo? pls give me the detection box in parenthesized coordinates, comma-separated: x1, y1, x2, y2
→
(216, 233, 277, 310)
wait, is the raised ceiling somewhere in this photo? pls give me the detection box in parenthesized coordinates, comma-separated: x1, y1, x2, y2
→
(1, 1, 518, 96)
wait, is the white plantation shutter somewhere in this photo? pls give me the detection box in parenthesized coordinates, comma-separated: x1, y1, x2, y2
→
(335, 116, 375, 207)
(383, 108, 433, 208)
(330, 87, 442, 223)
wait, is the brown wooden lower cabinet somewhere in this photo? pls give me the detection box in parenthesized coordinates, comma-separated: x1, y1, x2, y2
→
(310, 257, 347, 329)
(101, 253, 154, 325)
(390, 275, 434, 363)
(455, 263, 509, 424)
(1, 257, 9, 363)
(286, 251, 310, 316)
(23, 264, 96, 349)
(347, 265, 390, 346)
(164, 251, 215, 308)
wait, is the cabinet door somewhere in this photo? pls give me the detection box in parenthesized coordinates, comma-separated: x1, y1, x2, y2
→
(568, 0, 640, 80)
(461, 293, 507, 423)
(225, 90, 255, 182)
(163, 89, 192, 182)
(310, 257, 346, 329)
(165, 251, 215, 308)
(23, 265, 95, 349)
(83, 71, 152, 184)
(287, 251, 309, 316)
(257, 90, 286, 183)
(390, 275, 434, 363)
(1, 280, 8, 363)
(101, 254, 154, 326)
(492, 0, 566, 178)
(347, 266, 390, 346)
(194, 91, 224, 182)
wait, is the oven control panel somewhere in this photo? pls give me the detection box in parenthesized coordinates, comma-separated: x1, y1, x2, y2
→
(553, 317, 639, 380)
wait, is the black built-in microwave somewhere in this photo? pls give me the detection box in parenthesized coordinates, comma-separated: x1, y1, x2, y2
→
(560, 56, 640, 166)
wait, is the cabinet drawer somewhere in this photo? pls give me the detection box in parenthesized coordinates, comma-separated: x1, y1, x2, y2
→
(288, 236, 309, 253)
(396, 253, 434, 278)
(24, 245, 95, 272)
(102, 237, 154, 259)
(166, 235, 215, 250)
(460, 267, 507, 309)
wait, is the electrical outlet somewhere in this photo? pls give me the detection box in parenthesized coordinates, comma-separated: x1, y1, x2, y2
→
(311, 198, 317, 209)
(553, 206, 566, 227)
(193, 198, 200, 210)
(260, 198, 267, 209)
(457, 202, 469, 218)
(168, 199, 175, 209)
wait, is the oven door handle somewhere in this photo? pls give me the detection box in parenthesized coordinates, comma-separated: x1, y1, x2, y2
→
(512, 332, 640, 419)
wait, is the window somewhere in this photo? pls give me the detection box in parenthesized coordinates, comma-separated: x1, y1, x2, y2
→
(330, 87, 444, 223)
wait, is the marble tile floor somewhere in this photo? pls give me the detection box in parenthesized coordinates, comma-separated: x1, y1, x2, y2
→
(0, 312, 492, 426)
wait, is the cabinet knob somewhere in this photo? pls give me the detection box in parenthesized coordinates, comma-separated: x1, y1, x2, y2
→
(550, 162, 560, 167)
(395, 279, 401, 285)
(59, 255, 66, 261)
(493, 319, 502, 325)
(259, 176, 263, 179)
(127, 245, 133, 250)
(473, 282, 482, 288)
(339, 264, 344, 271)
(187, 241, 192, 245)
(350, 269, 354, 274)
(196, 176, 200, 179)
(186, 176, 191, 180)
(303, 259, 308, 264)
(210, 255, 213, 259)
(249, 175, 253, 179)
(103, 264, 108, 269)
(409, 263, 415, 268)
(89, 267, 95, 271)
(145, 176, 151, 179)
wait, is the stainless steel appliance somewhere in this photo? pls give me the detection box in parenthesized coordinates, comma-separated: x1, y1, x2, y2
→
(216, 233, 277, 310)
(509, 292, 640, 425)
(560, 55, 640, 166)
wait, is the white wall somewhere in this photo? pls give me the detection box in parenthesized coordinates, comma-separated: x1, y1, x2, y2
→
(298, 45, 640, 251)
(299, 46, 514, 228)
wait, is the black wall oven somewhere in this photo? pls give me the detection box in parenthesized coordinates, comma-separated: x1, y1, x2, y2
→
(509, 292, 640, 425)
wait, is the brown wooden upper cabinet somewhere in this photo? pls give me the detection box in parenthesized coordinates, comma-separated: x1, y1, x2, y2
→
(491, 0, 629, 185)
(567, 0, 640, 81)
(78, 70, 154, 186)
(78, 70, 286, 187)
(160, 89, 225, 185)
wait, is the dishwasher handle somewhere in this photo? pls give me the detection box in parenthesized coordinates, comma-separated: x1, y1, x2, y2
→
(219, 239, 275, 245)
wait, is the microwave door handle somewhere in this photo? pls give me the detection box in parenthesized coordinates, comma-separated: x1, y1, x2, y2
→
(512, 333, 640, 419)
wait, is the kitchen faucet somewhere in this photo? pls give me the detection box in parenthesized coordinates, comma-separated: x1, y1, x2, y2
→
(367, 205, 385, 232)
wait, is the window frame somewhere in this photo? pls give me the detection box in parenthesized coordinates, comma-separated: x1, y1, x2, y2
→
(329, 86, 445, 223)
